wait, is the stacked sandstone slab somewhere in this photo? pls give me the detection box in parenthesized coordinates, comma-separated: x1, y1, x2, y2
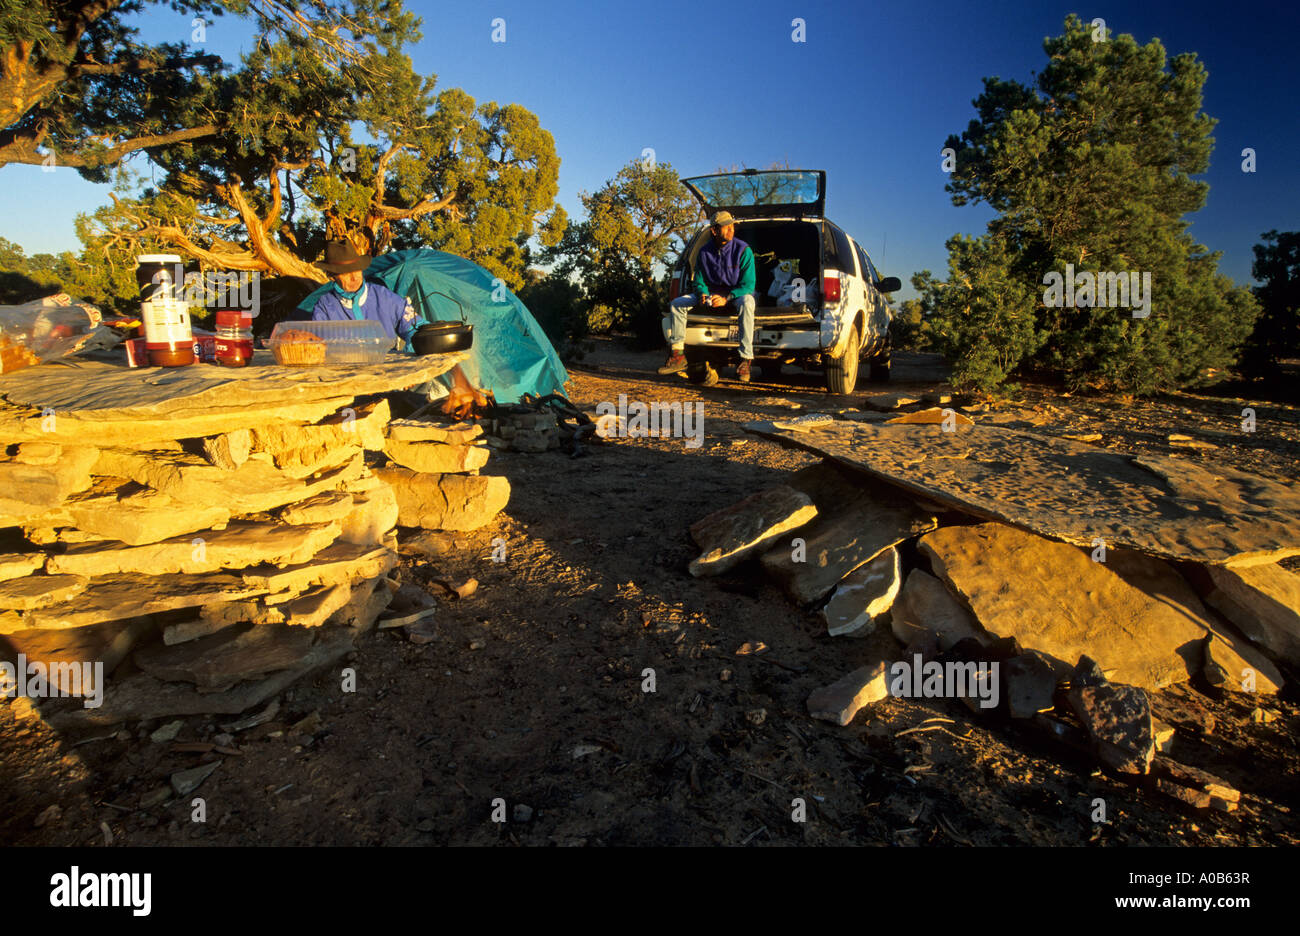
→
(715, 417, 1300, 694)
(377, 418, 509, 530)
(0, 352, 507, 725)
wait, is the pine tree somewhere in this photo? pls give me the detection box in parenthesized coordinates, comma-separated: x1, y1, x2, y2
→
(920, 14, 1257, 393)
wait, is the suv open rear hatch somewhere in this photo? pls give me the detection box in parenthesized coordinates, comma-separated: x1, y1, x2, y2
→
(680, 169, 826, 220)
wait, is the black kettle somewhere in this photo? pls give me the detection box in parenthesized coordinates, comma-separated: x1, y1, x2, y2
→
(411, 289, 474, 355)
(412, 321, 473, 354)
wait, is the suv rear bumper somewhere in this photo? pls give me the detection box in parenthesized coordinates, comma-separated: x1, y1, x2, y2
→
(663, 308, 843, 355)
(679, 324, 822, 353)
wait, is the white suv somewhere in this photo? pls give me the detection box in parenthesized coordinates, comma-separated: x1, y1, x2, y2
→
(664, 169, 899, 393)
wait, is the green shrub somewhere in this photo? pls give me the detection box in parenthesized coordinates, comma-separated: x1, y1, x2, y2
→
(517, 274, 588, 358)
(928, 15, 1259, 394)
(914, 235, 1041, 394)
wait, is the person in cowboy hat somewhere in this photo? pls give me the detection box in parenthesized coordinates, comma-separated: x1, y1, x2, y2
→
(659, 209, 757, 383)
(311, 238, 420, 348)
(312, 238, 490, 416)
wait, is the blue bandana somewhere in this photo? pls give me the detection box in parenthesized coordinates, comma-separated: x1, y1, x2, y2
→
(330, 280, 369, 320)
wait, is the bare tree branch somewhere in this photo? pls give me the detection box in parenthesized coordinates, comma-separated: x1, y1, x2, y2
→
(218, 179, 327, 280)
(370, 191, 456, 221)
(0, 123, 218, 169)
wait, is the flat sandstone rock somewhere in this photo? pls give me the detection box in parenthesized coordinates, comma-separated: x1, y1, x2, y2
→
(46, 520, 341, 577)
(45, 628, 357, 728)
(891, 567, 987, 650)
(862, 393, 920, 411)
(279, 492, 355, 526)
(744, 419, 1300, 566)
(1104, 549, 1282, 692)
(688, 485, 816, 577)
(200, 429, 252, 470)
(386, 419, 483, 445)
(0, 552, 45, 581)
(1, 571, 266, 633)
(240, 541, 398, 594)
(1203, 630, 1283, 695)
(0, 446, 99, 522)
(0, 574, 90, 612)
(0, 354, 462, 445)
(376, 467, 509, 531)
(761, 463, 936, 605)
(337, 484, 399, 547)
(885, 407, 975, 427)
(36, 487, 231, 546)
(806, 662, 889, 726)
(2, 616, 153, 691)
(383, 438, 491, 474)
(1204, 564, 1300, 667)
(919, 523, 1210, 691)
(277, 582, 354, 628)
(110, 446, 365, 515)
(134, 621, 316, 688)
(1004, 651, 1062, 719)
(821, 547, 901, 636)
(249, 399, 390, 472)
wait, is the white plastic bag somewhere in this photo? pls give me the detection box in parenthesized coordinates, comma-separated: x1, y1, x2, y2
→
(0, 294, 106, 374)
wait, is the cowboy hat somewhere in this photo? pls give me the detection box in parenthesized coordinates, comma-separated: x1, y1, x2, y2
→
(318, 239, 372, 274)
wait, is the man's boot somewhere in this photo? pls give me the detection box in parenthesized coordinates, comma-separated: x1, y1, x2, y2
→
(737, 359, 752, 383)
(657, 351, 688, 375)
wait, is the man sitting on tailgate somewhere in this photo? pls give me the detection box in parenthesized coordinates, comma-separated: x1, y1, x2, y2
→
(659, 210, 757, 383)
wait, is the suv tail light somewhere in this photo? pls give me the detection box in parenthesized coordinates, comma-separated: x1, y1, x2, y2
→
(822, 275, 841, 303)
(669, 276, 680, 302)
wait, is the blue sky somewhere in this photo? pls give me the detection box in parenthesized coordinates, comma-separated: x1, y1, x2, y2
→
(2, 0, 1297, 300)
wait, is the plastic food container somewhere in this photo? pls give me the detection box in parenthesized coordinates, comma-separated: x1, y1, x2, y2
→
(268, 320, 392, 366)
(141, 296, 195, 366)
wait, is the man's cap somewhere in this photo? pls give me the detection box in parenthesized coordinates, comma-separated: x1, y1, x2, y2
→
(710, 210, 737, 228)
(318, 239, 372, 274)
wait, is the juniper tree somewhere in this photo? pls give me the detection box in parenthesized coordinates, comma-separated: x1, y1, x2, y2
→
(1, 0, 389, 173)
(919, 14, 1257, 393)
(5, 1, 565, 288)
(546, 159, 699, 345)
(1243, 230, 1300, 376)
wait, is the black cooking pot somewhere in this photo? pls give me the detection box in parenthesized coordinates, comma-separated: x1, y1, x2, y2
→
(412, 321, 473, 355)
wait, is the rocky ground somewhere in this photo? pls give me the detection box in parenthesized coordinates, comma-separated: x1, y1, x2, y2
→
(2, 338, 1297, 847)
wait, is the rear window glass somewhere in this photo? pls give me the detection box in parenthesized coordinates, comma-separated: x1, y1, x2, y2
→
(684, 171, 821, 210)
(858, 245, 879, 283)
(825, 224, 855, 273)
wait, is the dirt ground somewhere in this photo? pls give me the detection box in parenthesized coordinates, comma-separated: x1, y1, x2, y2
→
(3, 337, 1298, 847)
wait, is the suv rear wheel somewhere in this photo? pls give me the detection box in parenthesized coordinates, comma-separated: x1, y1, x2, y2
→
(825, 326, 860, 394)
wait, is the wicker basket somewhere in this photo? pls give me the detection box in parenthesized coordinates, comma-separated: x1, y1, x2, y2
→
(271, 329, 327, 365)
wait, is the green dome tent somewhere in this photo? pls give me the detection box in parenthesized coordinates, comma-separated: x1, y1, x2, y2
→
(297, 248, 568, 403)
